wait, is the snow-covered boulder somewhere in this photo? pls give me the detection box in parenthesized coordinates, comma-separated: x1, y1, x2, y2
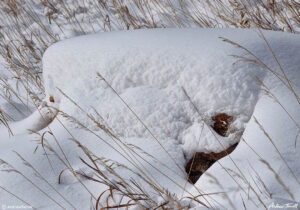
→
(42, 28, 293, 157)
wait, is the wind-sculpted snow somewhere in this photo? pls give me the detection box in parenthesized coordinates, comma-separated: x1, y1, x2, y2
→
(42, 28, 280, 156)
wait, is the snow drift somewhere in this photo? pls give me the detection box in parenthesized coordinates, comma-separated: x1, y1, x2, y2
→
(1, 28, 300, 209)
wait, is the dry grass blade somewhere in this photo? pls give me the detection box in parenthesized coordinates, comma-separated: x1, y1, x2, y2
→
(257, 29, 300, 104)
(255, 77, 300, 130)
(58, 169, 67, 185)
(0, 158, 66, 209)
(0, 185, 37, 210)
(101, 203, 136, 209)
(13, 151, 77, 209)
(96, 73, 185, 175)
(0, 108, 13, 135)
(260, 159, 295, 201)
(182, 86, 268, 208)
(254, 116, 300, 186)
(56, 89, 210, 205)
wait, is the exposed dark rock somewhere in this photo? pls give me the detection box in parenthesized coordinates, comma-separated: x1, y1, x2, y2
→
(212, 113, 233, 137)
(185, 113, 236, 184)
(185, 143, 238, 184)
(49, 96, 55, 103)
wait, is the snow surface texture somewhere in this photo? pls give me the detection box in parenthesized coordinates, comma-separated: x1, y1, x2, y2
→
(0, 28, 300, 209)
(192, 71, 300, 209)
(42, 28, 273, 157)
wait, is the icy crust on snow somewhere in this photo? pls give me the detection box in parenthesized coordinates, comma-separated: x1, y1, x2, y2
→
(42, 28, 297, 157)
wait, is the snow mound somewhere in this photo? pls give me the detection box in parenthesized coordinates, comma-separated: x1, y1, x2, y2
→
(41, 28, 298, 157)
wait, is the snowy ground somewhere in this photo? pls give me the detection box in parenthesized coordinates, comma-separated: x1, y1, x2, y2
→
(0, 28, 300, 209)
